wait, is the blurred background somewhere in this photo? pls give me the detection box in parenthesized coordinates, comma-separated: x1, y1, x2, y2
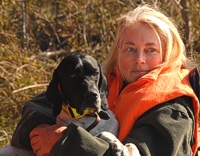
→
(0, 0, 200, 147)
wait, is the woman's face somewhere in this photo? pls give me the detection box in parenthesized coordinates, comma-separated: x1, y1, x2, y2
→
(118, 22, 162, 83)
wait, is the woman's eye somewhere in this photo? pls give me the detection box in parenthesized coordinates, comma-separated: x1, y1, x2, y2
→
(146, 48, 158, 53)
(127, 47, 136, 52)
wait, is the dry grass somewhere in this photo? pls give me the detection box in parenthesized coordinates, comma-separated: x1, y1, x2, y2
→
(0, 45, 60, 147)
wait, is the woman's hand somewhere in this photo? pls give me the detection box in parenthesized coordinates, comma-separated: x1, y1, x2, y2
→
(30, 124, 67, 156)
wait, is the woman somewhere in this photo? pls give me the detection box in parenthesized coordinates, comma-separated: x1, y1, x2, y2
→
(1, 5, 199, 156)
(102, 5, 199, 156)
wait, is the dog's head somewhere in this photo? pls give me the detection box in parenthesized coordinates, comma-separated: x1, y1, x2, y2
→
(46, 53, 108, 117)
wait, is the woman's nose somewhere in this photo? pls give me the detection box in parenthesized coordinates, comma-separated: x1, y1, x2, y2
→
(134, 52, 146, 64)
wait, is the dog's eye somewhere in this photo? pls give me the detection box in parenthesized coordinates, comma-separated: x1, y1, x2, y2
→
(92, 72, 98, 77)
(70, 74, 76, 78)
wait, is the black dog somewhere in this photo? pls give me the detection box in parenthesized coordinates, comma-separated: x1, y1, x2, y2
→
(45, 53, 118, 136)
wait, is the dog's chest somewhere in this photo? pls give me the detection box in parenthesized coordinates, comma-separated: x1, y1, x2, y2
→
(57, 109, 119, 136)
(57, 109, 98, 129)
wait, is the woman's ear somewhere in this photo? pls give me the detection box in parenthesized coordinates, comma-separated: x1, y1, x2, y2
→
(98, 63, 109, 110)
(45, 69, 63, 116)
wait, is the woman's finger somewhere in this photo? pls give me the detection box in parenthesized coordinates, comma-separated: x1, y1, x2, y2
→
(31, 141, 41, 155)
(30, 124, 50, 138)
(30, 135, 39, 146)
(30, 129, 40, 138)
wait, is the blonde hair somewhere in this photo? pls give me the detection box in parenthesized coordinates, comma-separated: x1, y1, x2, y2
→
(103, 5, 194, 78)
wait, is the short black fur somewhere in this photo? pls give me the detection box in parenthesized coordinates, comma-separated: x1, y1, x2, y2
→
(45, 53, 108, 116)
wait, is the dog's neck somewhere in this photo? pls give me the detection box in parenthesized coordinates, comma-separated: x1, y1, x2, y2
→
(57, 105, 111, 133)
(62, 104, 94, 119)
(57, 108, 100, 130)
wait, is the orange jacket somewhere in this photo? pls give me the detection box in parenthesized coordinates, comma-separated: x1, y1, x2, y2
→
(107, 65, 199, 154)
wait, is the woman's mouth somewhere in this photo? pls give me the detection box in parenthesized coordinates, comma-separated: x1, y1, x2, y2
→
(131, 70, 150, 76)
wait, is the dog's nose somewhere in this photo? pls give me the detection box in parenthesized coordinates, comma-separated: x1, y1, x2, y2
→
(82, 91, 100, 113)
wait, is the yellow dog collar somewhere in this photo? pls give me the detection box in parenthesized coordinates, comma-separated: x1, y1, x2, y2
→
(62, 104, 92, 119)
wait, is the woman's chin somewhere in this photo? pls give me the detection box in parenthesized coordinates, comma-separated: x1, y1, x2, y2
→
(127, 72, 147, 83)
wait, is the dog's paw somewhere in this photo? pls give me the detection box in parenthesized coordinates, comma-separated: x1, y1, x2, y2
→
(96, 131, 129, 156)
(125, 143, 141, 156)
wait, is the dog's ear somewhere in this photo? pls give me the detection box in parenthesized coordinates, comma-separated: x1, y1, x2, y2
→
(98, 63, 109, 110)
(45, 69, 63, 116)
